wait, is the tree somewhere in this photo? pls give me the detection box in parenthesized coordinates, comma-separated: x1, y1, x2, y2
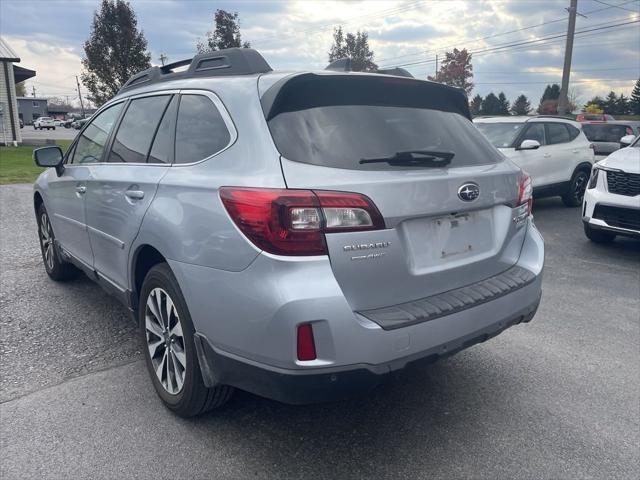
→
(497, 92, 510, 114)
(428, 48, 473, 95)
(630, 79, 640, 115)
(15, 82, 26, 96)
(511, 94, 532, 115)
(328, 27, 377, 72)
(537, 83, 561, 113)
(584, 96, 605, 112)
(481, 93, 502, 115)
(81, 0, 151, 106)
(470, 94, 482, 116)
(615, 94, 629, 116)
(603, 91, 618, 114)
(197, 9, 250, 53)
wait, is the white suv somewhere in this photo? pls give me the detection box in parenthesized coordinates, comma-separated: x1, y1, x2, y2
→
(583, 135, 640, 243)
(475, 116, 594, 206)
(33, 117, 56, 130)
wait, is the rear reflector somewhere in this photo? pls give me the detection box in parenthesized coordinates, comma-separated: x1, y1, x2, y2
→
(219, 187, 385, 256)
(297, 323, 316, 361)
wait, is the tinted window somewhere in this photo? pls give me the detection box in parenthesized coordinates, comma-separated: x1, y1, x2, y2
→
(270, 106, 502, 170)
(521, 123, 545, 145)
(108, 95, 171, 163)
(566, 124, 580, 141)
(475, 122, 525, 148)
(175, 95, 231, 164)
(582, 124, 631, 142)
(71, 103, 123, 164)
(545, 123, 571, 145)
(148, 96, 179, 164)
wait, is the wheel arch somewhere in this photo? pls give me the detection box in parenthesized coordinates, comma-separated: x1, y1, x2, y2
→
(33, 191, 44, 213)
(130, 244, 167, 311)
(574, 162, 593, 175)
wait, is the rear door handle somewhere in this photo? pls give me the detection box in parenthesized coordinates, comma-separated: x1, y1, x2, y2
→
(125, 190, 145, 200)
(75, 185, 86, 194)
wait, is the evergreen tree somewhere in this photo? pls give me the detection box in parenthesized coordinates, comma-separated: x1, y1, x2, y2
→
(511, 94, 532, 115)
(615, 94, 629, 116)
(629, 79, 640, 115)
(603, 91, 618, 114)
(481, 93, 502, 115)
(497, 92, 510, 114)
(328, 27, 377, 72)
(470, 94, 483, 116)
(81, 0, 151, 106)
(197, 9, 250, 53)
(538, 83, 560, 113)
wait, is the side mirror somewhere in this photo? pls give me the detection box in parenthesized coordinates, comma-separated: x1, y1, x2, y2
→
(516, 139, 541, 151)
(619, 134, 636, 147)
(33, 146, 64, 176)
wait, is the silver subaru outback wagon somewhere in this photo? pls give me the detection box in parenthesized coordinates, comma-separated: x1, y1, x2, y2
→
(32, 48, 544, 417)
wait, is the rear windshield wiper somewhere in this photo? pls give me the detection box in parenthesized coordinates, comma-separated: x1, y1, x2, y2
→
(360, 150, 455, 167)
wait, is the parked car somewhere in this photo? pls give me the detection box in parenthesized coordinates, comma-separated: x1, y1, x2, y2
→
(583, 134, 640, 243)
(474, 116, 594, 206)
(32, 48, 544, 417)
(581, 121, 640, 156)
(33, 117, 55, 130)
(71, 117, 89, 129)
(576, 113, 615, 122)
(53, 119, 62, 127)
(61, 119, 74, 128)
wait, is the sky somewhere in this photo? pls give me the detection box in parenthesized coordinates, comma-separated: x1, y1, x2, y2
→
(1, 0, 639, 109)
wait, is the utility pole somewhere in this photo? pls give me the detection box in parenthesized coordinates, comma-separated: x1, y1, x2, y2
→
(159, 53, 167, 66)
(435, 54, 438, 78)
(558, 0, 578, 115)
(32, 85, 36, 97)
(76, 76, 86, 118)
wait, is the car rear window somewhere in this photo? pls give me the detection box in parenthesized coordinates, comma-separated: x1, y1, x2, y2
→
(264, 74, 501, 170)
(582, 124, 632, 142)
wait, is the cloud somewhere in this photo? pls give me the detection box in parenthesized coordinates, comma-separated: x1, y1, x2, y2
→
(1, 0, 638, 106)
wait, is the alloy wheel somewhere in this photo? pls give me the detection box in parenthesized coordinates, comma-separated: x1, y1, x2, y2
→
(574, 172, 588, 203)
(39, 213, 55, 271)
(145, 287, 187, 395)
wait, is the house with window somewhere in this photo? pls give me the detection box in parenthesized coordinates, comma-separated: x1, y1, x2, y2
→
(17, 97, 50, 124)
(0, 37, 35, 145)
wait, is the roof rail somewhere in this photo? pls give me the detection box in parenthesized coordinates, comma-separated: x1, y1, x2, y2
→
(325, 58, 414, 78)
(533, 114, 574, 120)
(118, 48, 272, 94)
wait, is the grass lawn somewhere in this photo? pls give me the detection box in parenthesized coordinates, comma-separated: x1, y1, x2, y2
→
(0, 140, 72, 185)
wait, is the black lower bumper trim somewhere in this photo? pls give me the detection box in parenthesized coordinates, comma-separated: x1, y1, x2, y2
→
(195, 293, 541, 405)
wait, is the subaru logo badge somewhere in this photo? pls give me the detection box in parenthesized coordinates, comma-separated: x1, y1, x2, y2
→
(457, 183, 480, 202)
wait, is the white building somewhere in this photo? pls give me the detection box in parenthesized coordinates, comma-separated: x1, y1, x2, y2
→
(0, 37, 36, 145)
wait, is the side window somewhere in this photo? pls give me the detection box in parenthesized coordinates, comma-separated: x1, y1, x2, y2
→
(175, 94, 231, 164)
(521, 123, 545, 145)
(148, 96, 179, 164)
(70, 103, 123, 164)
(108, 95, 171, 163)
(545, 123, 571, 145)
(566, 124, 580, 141)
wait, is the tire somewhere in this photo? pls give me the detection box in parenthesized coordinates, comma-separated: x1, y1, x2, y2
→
(36, 204, 79, 281)
(584, 223, 616, 243)
(562, 169, 589, 207)
(139, 263, 233, 417)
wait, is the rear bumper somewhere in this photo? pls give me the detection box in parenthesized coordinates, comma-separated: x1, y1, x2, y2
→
(172, 219, 544, 404)
(195, 293, 540, 405)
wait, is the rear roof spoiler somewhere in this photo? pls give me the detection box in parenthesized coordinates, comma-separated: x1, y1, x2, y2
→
(326, 58, 415, 78)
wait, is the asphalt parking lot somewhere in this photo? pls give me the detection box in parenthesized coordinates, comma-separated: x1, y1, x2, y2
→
(0, 183, 638, 479)
(20, 125, 78, 141)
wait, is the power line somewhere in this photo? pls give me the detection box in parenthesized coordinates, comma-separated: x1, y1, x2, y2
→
(382, 18, 639, 68)
(592, 0, 640, 13)
(473, 79, 636, 85)
(375, 0, 640, 64)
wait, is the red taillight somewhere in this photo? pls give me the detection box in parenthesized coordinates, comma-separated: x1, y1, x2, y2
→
(518, 172, 533, 215)
(297, 323, 316, 361)
(219, 187, 385, 256)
